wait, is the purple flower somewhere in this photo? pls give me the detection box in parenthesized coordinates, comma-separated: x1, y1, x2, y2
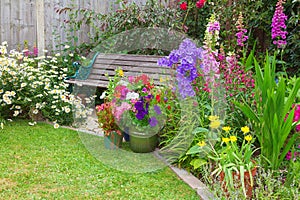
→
(121, 87, 129, 100)
(149, 117, 158, 127)
(157, 39, 203, 99)
(271, 0, 288, 48)
(142, 87, 148, 93)
(208, 21, 220, 34)
(134, 100, 149, 120)
(154, 105, 162, 115)
(236, 13, 248, 47)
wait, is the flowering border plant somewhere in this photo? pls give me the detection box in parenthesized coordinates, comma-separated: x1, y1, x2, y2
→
(187, 117, 257, 197)
(96, 101, 121, 136)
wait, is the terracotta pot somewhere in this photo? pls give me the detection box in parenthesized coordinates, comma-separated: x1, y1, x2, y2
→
(104, 131, 123, 150)
(220, 167, 257, 198)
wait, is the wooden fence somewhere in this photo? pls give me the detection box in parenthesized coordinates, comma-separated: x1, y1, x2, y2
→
(0, 0, 169, 53)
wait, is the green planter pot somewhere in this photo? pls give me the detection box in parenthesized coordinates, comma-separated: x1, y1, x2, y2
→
(129, 132, 158, 153)
(104, 131, 123, 150)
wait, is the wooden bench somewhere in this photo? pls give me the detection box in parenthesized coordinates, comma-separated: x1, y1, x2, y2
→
(65, 53, 174, 88)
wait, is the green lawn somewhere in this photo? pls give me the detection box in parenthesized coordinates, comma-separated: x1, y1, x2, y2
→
(0, 121, 199, 200)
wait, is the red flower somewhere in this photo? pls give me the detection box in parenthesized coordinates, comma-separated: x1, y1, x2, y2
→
(156, 94, 161, 103)
(146, 82, 154, 89)
(167, 105, 171, 110)
(196, 0, 206, 9)
(180, 2, 188, 10)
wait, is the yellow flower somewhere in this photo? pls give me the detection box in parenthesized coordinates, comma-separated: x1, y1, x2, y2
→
(241, 126, 250, 134)
(160, 77, 165, 82)
(222, 137, 230, 144)
(118, 69, 124, 77)
(197, 141, 206, 147)
(245, 135, 253, 142)
(208, 115, 219, 121)
(230, 136, 237, 142)
(210, 120, 221, 129)
(222, 126, 231, 132)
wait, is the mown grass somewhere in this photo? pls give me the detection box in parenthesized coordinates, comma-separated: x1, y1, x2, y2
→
(0, 121, 200, 200)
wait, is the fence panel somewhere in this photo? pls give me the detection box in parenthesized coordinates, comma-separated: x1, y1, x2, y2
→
(0, 0, 172, 52)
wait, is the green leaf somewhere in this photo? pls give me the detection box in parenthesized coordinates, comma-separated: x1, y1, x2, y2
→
(192, 127, 209, 135)
(186, 145, 201, 155)
(190, 158, 207, 170)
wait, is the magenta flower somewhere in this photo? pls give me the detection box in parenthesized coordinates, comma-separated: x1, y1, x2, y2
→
(236, 13, 248, 47)
(271, 0, 288, 48)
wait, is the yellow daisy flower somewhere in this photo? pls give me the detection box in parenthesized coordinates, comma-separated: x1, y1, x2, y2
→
(208, 115, 219, 121)
(222, 126, 231, 133)
(197, 141, 206, 147)
(245, 135, 253, 142)
(241, 126, 250, 134)
(230, 136, 237, 142)
(222, 137, 230, 144)
(118, 69, 124, 77)
(210, 120, 221, 129)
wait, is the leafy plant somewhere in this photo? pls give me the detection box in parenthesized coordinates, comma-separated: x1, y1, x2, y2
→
(235, 52, 300, 169)
(187, 122, 257, 198)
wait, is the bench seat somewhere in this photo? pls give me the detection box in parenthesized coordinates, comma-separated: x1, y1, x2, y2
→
(65, 53, 174, 88)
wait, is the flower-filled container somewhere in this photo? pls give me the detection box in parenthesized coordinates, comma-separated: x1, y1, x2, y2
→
(111, 74, 167, 153)
(96, 101, 123, 149)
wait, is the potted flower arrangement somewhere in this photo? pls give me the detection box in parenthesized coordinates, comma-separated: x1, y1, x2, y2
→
(96, 101, 123, 149)
(188, 116, 258, 198)
(112, 74, 166, 153)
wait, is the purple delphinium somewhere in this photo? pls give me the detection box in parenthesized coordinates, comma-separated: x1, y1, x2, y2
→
(271, 0, 288, 48)
(157, 38, 203, 98)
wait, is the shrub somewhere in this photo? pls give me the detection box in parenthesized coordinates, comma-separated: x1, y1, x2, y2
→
(0, 42, 92, 127)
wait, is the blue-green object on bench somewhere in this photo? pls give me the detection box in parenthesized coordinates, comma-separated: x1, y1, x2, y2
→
(65, 52, 99, 92)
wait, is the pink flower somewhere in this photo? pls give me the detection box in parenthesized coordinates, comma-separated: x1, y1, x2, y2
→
(113, 102, 131, 121)
(196, 0, 206, 9)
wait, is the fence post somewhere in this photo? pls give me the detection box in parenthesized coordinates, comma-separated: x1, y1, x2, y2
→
(36, 0, 45, 56)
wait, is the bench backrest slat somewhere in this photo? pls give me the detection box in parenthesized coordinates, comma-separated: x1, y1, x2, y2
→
(67, 53, 174, 88)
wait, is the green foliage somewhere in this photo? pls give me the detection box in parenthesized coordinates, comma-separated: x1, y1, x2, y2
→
(235, 53, 300, 169)
(55, 0, 184, 56)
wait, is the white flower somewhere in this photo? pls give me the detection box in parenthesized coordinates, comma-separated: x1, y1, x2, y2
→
(21, 83, 27, 88)
(126, 92, 139, 100)
(54, 123, 59, 129)
(13, 110, 19, 117)
(28, 121, 37, 126)
(117, 80, 129, 86)
(69, 53, 74, 57)
(0, 123, 3, 129)
(64, 45, 70, 49)
(65, 107, 71, 113)
(100, 91, 106, 99)
(32, 109, 38, 114)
